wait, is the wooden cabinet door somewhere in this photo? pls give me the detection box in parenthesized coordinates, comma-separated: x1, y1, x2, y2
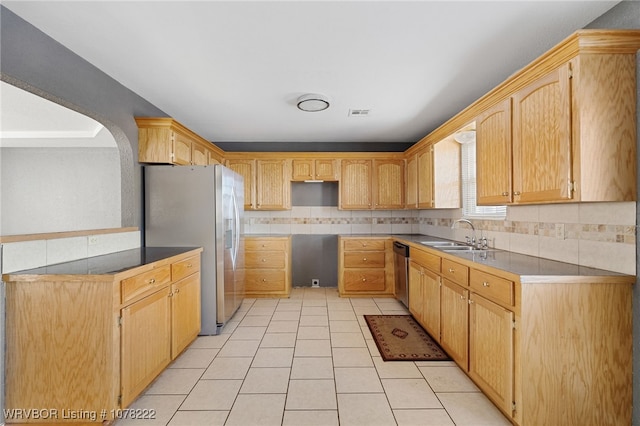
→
(291, 159, 336, 181)
(417, 147, 433, 208)
(421, 267, 441, 342)
(512, 64, 573, 203)
(340, 159, 372, 209)
(476, 98, 513, 205)
(121, 288, 172, 407)
(191, 143, 208, 165)
(172, 132, 192, 165)
(408, 261, 424, 323)
(405, 154, 418, 208)
(315, 159, 337, 180)
(440, 279, 469, 369)
(256, 159, 290, 210)
(291, 159, 314, 181)
(469, 293, 514, 417)
(171, 273, 201, 358)
(227, 159, 255, 210)
(432, 139, 461, 208)
(373, 159, 405, 209)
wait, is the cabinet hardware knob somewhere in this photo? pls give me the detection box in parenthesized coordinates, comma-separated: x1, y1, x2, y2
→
(363, 258, 367, 261)
(483, 281, 490, 287)
(168, 292, 173, 297)
(514, 191, 521, 196)
(186, 263, 192, 268)
(460, 295, 465, 300)
(262, 278, 267, 282)
(262, 259, 266, 262)
(448, 268, 454, 273)
(149, 278, 156, 284)
(362, 278, 366, 282)
(175, 288, 180, 293)
(502, 192, 509, 196)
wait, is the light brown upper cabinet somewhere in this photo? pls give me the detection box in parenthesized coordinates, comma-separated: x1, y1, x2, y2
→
(476, 98, 513, 205)
(477, 53, 637, 205)
(227, 158, 291, 210)
(136, 118, 225, 166)
(406, 139, 460, 209)
(512, 64, 573, 203)
(291, 159, 337, 181)
(340, 159, 373, 209)
(373, 159, 405, 209)
(256, 159, 291, 210)
(340, 158, 404, 209)
(227, 159, 255, 210)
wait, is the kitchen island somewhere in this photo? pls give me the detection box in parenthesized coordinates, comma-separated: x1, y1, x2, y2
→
(2, 246, 203, 424)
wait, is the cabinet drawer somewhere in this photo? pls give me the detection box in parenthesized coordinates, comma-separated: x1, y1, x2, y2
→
(470, 269, 514, 307)
(343, 270, 386, 291)
(245, 270, 286, 292)
(245, 238, 287, 251)
(441, 258, 469, 287)
(344, 252, 385, 268)
(343, 239, 386, 251)
(245, 251, 285, 269)
(171, 255, 201, 282)
(411, 249, 441, 273)
(122, 266, 171, 303)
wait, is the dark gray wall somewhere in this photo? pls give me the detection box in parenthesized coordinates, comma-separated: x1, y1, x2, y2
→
(291, 182, 339, 206)
(216, 141, 413, 152)
(291, 235, 338, 287)
(0, 6, 167, 229)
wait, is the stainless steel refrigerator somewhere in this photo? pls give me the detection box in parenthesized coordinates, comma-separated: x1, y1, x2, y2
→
(144, 165, 244, 335)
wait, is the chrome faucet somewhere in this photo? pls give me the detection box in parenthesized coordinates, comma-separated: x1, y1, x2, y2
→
(451, 218, 476, 246)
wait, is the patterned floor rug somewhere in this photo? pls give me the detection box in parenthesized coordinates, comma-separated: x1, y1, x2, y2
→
(364, 315, 450, 361)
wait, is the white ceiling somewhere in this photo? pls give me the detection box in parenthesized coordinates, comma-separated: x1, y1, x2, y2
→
(2, 1, 620, 146)
(0, 81, 113, 147)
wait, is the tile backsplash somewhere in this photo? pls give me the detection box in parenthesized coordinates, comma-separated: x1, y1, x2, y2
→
(1, 230, 141, 273)
(245, 202, 636, 275)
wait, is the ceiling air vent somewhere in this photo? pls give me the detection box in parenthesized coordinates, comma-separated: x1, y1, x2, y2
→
(348, 109, 371, 117)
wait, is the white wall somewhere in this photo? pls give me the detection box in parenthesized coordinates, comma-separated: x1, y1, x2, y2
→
(1, 146, 121, 235)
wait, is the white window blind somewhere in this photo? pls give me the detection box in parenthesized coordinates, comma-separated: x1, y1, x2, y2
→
(460, 141, 506, 219)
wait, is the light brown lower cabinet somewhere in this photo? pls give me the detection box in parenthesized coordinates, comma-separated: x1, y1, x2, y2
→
(121, 287, 172, 407)
(408, 259, 440, 340)
(439, 279, 469, 368)
(244, 236, 291, 297)
(468, 293, 514, 416)
(3, 248, 202, 423)
(405, 242, 633, 426)
(338, 237, 395, 297)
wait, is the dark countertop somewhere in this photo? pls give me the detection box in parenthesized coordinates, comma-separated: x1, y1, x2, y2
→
(334, 233, 630, 279)
(3, 247, 201, 277)
(391, 235, 630, 279)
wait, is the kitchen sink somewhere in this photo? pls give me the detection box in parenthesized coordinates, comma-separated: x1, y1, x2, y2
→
(418, 241, 468, 247)
(443, 247, 495, 252)
(418, 240, 497, 253)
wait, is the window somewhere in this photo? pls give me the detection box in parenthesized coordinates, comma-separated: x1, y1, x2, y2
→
(460, 139, 506, 219)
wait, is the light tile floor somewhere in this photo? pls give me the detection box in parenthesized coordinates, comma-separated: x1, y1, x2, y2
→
(117, 287, 510, 426)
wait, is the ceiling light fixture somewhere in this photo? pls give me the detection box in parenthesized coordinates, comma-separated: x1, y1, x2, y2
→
(297, 94, 330, 112)
(453, 130, 476, 144)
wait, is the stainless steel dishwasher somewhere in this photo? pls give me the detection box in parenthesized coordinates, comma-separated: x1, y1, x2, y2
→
(393, 241, 410, 308)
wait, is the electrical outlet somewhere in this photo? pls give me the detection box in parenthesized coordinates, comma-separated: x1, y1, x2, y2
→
(311, 279, 320, 287)
(88, 236, 99, 245)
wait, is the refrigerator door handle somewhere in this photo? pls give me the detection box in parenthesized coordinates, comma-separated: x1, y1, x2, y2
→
(231, 186, 240, 270)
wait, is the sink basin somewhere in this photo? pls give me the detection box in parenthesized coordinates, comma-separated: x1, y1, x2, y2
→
(443, 247, 498, 253)
(418, 241, 468, 247)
